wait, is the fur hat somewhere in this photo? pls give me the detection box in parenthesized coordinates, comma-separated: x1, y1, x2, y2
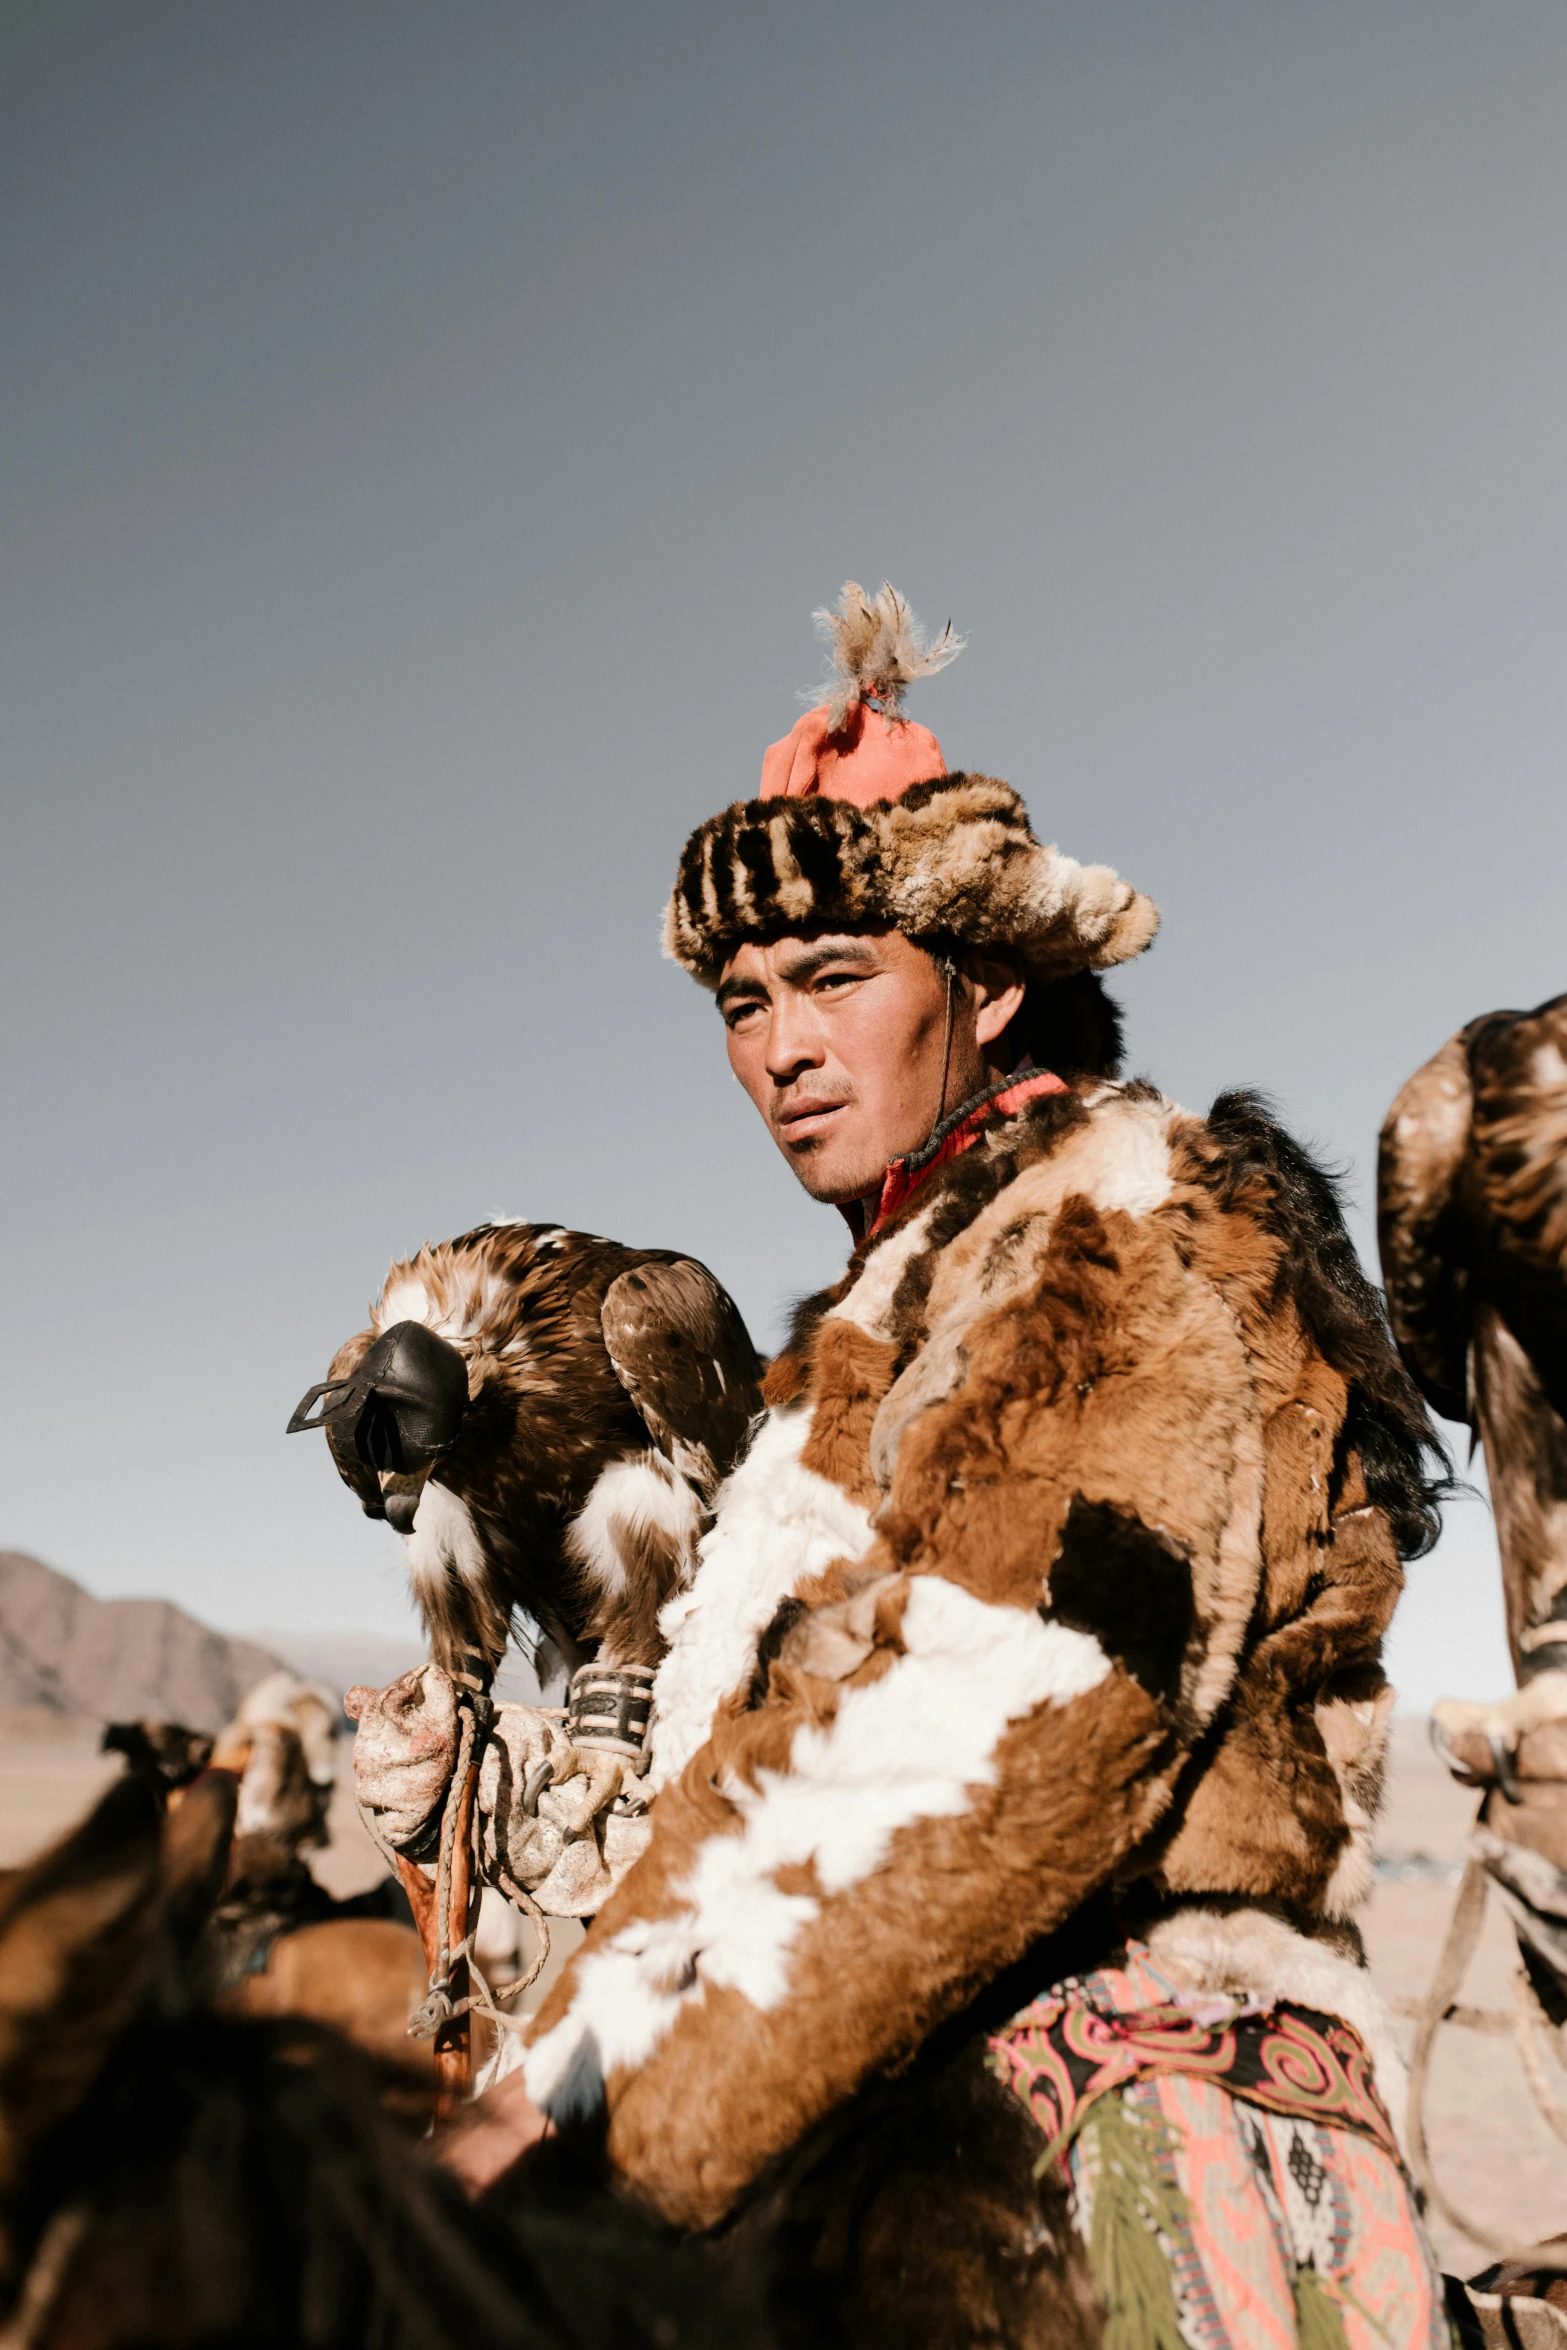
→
(663, 584, 1160, 989)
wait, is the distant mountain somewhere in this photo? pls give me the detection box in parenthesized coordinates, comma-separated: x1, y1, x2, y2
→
(0, 1552, 282, 1731)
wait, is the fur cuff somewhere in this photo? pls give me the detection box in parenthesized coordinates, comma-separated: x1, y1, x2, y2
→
(1144, 1906, 1410, 2152)
(662, 772, 1160, 987)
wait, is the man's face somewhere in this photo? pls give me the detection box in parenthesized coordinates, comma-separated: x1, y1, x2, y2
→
(717, 931, 1022, 1204)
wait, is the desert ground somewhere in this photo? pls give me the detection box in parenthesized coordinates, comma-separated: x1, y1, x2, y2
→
(0, 1706, 1557, 2273)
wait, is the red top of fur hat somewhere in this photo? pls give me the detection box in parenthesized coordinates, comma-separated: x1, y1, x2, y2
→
(759, 581, 962, 807)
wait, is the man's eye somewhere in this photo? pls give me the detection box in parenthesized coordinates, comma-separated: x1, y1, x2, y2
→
(723, 1002, 763, 1030)
(814, 971, 860, 994)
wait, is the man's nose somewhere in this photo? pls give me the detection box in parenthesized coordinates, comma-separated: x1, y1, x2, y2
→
(764, 1001, 825, 1081)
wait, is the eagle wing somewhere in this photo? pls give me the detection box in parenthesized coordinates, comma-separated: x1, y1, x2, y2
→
(1467, 991, 1567, 1421)
(1377, 1026, 1474, 1424)
(601, 1257, 763, 1501)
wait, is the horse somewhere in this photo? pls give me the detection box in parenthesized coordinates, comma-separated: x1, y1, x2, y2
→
(100, 1705, 445, 2122)
(0, 1770, 779, 2350)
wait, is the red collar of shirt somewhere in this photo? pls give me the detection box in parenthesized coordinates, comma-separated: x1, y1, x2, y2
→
(838, 1068, 1069, 1247)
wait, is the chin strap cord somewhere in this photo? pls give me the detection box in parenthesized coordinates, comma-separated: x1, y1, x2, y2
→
(934, 952, 959, 1136)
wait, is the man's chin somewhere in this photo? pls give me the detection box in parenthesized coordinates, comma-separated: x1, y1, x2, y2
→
(783, 1143, 884, 1207)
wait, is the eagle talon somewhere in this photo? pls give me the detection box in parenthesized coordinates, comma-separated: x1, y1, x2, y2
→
(1431, 1674, 1567, 1795)
(547, 1748, 628, 1835)
(1488, 1729, 1525, 1805)
(1429, 1714, 1482, 1785)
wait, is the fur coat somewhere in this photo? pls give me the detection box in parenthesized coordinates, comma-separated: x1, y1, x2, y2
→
(522, 1077, 1442, 2245)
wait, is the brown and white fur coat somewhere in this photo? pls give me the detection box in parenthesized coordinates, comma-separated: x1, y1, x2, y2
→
(522, 1077, 1443, 2252)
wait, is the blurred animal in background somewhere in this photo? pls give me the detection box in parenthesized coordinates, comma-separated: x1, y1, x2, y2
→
(1378, 988, 1567, 1776)
(100, 1718, 214, 1800)
(288, 1223, 763, 1684)
(208, 1672, 435, 2106)
(0, 1776, 778, 2350)
(211, 1667, 342, 1857)
(98, 1674, 436, 2120)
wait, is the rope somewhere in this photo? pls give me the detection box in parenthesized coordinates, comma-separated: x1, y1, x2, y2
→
(404, 1695, 558, 2046)
(485, 1862, 551, 2003)
(354, 1705, 567, 1866)
(1405, 1856, 1512, 2254)
(1513, 1967, 1567, 2151)
(407, 1873, 549, 2044)
(1393, 1994, 1510, 2037)
(1404, 1848, 1567, 2267)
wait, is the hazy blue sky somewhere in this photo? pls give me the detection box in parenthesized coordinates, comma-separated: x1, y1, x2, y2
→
(4, 2, 1564, 1705)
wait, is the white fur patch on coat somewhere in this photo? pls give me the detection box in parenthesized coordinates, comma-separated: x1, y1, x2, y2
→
(525, 1577, 1110, 2107)
(648, 1404, 876, 1790)
(826, 1204, 938, 1341)
(564, 1451, 702, 1600)
(1065, 1087, 1183, 1218)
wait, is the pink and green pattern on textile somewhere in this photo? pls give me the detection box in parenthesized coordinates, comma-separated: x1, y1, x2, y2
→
(1070, 2075, 1451, 2350)
(987, 1943, 1451, 2350)
(986, 1940, 1401, 2173)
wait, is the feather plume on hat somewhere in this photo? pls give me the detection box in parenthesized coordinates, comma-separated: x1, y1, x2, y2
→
(813, 581, 965, 732)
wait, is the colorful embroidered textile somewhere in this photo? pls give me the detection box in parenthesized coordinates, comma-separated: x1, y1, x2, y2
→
(988, 1945, 1446, 2350)
(987, 1941, 1400, 2168)
(1070, 2074, 1450, 2350)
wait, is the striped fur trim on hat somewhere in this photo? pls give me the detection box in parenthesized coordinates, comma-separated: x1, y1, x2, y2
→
(662, 771, 1160, 988)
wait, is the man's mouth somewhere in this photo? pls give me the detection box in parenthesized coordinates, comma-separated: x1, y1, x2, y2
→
(777, 1098, 849, 1146)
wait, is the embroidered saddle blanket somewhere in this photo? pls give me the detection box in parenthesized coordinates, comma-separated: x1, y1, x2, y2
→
(986, 1939, 1400, 2170)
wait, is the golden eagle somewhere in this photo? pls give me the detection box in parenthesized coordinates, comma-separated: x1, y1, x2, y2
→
(289, 1223, 762, 1686)
(1378, 990, 1567, 1767)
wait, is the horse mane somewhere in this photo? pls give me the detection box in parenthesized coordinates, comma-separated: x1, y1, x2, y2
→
(26, 2004, 764, 2350)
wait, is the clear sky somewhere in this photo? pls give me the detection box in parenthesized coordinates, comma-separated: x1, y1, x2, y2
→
(3, 1, 1563, 1705)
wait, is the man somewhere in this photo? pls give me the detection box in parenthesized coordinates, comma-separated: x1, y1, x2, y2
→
(473, 586, 1452, 2347)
